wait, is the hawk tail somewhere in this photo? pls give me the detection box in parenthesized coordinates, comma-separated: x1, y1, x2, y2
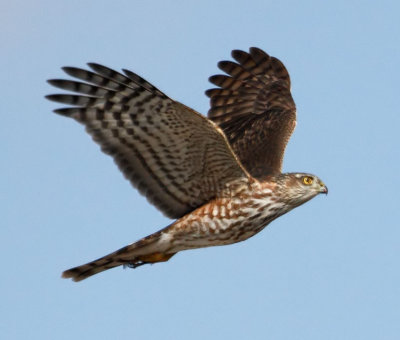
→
(62, 229, 176, 282)
(62, 255, 123, 282)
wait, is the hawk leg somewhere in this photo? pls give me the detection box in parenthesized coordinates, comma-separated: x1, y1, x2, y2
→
(124, 252, 176, 269)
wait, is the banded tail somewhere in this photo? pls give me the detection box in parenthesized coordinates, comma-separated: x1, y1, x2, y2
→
(62, 230, 176, 282)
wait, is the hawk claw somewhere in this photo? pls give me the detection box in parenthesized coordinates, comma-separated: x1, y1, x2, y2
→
(123, 261, 149, 269)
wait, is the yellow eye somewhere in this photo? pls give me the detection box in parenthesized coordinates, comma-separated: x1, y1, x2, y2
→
(302, 176, 313, 185)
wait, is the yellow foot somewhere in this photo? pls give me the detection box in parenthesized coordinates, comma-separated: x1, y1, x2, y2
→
(137, 252, 175, 263)
(125, 252, 176, 269)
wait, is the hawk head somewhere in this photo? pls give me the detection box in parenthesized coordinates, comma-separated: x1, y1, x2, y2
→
(276, 173, 328, 208)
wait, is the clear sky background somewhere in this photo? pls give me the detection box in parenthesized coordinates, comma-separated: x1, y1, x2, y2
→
(1, 1, 399, 339)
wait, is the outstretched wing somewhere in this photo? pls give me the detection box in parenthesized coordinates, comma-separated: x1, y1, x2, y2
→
(47, 64, 249, 219)
(206, 47, 296, 179)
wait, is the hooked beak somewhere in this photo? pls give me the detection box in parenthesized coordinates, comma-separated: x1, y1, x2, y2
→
(319, 182, 328, 195)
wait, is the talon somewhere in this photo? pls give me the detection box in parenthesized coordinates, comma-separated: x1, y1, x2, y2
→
(123, 261, 147, 269)
(123, 252, 176, 269)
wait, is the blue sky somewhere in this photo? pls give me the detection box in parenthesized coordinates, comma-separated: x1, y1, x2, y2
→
(2, 0, 399, 339)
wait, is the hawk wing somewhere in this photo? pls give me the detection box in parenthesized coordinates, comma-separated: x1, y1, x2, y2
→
(206, 47, 296, 179)
(47, 64, 249, 219)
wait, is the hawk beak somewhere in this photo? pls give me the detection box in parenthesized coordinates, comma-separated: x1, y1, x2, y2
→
(319, 182, 328, 195)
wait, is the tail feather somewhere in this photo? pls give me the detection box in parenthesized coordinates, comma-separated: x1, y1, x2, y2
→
(62, 256, 123, 282)
(61, 229, 176, 282)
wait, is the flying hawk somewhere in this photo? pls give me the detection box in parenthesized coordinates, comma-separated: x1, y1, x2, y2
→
(46, 47, 327, 282)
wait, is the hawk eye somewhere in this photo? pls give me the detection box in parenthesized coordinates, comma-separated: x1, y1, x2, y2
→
(302, 176, 313, 185)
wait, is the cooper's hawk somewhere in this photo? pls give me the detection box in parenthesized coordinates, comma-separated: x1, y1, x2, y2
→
(46, 47, 327, 282)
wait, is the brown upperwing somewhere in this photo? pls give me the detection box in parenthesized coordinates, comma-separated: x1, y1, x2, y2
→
(206, 47, 296, 179)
